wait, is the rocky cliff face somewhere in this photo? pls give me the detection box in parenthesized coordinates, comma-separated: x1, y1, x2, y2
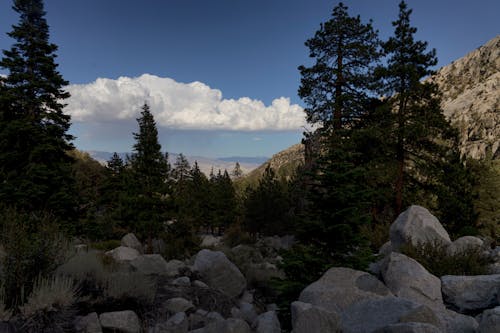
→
(432, 35, 499, 159)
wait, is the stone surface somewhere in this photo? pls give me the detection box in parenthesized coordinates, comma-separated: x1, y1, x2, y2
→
(398, 305, 443, 330)
(200, 235, 222, 248)
(340, 297, 422, 333)
(172, 276, 191, 287)
(435, 309, 479, 333)
(390, 205, 451, 251)
(164, 297, 195, 314)
(448, 236, 484, 255)
(291, 301, 340, 333)
(373, 322, 441, 333)
(253, 311, 281, 333)
(193, 249, 246, 298)
(237, 301, 257, 324)
(478, 306, 500, 333)
(165, 259, 186, 277)
(121, 233, 143, 253)
(202, 318, 251, 333)
(441, 274, 500, 312)
(74, 312, 102, 333)
(105, 246, 140, 262)
(99, 310, 141, 333)
(379, 241, 393, 256)
(130, 254, 169, 275)
(381, 252, 444, 310)
(299, 267, 391, 312)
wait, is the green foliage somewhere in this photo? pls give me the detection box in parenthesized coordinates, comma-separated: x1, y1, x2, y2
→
(400, 240, 491, 276)
(0, 0, 76, 221)
(244, 166, 291, 236)
(298, 2, 380, 130)
(271, 244, 331, 331)
(161, 221, 201, 260)
(0, 207, 69, 308)
(469, 156, 500, 240)
(89, 240, 121, 252)
(222, 223, 254, 248)
(126, 103, 172, 240)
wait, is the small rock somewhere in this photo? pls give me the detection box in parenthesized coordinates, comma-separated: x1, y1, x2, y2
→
(448, 236, 484, 255)
(253, 311, 281, 333)
(192, 280, 209, 288)
(121, 233, 143, 253)
(200, 235, 222, 248)
(374, 322, 441, 333)
(172, 276, 191, 287)
(165, 259, 186, 277)
(74, 312, 102, 333)
(75, 244, 88, 253)
(105, 246, 140, 262)
(203, 318, 251, 333)
(164, 297, 194, 314)
(478, 306, 500, 333)
(99, 310, 141, 333)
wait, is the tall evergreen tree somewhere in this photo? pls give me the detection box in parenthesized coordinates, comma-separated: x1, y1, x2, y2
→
(0, 0, 75, 219)
(298, 2, 380, 131)
(127, 103, 171, 241)
(376, 1, 469, 219)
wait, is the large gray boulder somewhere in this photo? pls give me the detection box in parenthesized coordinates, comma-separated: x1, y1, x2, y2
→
(121, 233, 143, 253)
(448, 236, 484, 255)
(441, 274, 500, 312)
(398, 305, 443, 330)
(193, 249, 246, 298)
(130, 254, 169, 275)
(253, 311, 281, 333)
(478, 306, 500, 333)
(99, 310, 141, 333)
(291, 301, 341, 333)
(390, 205, 451, 250)
(105, 246, 140, 262)
(340, 297, 422, 333)
(74, 312, 102, 333)
(299, 267, 391, 312)
(381, 252, 444, 310)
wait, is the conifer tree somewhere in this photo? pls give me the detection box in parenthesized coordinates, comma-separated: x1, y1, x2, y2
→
(298, 2, 380, 130)
(232, 162, 243, 178)
(376, 1, 471, 220)
(0, 0, 75, 219)
(127, 103, 171, 241)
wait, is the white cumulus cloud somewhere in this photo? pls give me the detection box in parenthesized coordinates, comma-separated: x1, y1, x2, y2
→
(65, 74, 305, 131)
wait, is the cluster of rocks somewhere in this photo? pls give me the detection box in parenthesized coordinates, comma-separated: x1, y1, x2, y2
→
(291, 205, 500, 333)
(72, 233, 290, 332)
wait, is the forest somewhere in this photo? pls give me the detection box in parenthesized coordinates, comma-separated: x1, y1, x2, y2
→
(0, 0, 498, 332)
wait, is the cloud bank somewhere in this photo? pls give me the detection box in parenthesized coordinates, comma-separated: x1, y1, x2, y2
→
(66, 74, 305, 131)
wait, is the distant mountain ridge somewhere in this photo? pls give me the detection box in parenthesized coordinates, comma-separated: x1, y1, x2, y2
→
(86, 150, 266, 176)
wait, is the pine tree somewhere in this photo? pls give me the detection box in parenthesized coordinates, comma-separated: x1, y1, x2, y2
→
(298, 2, 380, 131)
(376, 1, 470, 218)
(0, 0, 75, 219)
(172, 153, 191, 183)
(232, 162, 243, 178)
(128, 103, 171, 240)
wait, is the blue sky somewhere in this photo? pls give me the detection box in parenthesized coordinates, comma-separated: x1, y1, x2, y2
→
(0, 0, 498, 157)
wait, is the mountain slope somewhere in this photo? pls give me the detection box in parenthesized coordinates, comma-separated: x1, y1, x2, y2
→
(433, 35, 499, 159)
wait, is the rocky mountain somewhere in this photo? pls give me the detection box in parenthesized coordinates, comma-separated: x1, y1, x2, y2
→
(237, 143, 305, 187)
(432, 35, 499, 159)
(86, 150, 265, 176)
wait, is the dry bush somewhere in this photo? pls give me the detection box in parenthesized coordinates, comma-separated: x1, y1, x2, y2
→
(19, 275, 78, 333)
(401, 240, 492, 276)
(0, 288, 12, 322)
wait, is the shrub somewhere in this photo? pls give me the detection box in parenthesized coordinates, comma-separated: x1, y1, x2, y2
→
(0, 288, 12, 322)
(90, 239, 121, 251)
(19, 275, 78, 333)
(0, 207, 70, 308)
(400, 240, 492, 276)
(161, 221, 201, 260)
(104, 272, 156, 306)
(222, 222, 253, 248)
